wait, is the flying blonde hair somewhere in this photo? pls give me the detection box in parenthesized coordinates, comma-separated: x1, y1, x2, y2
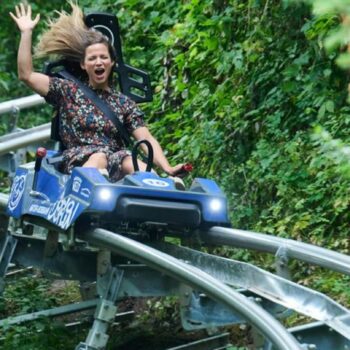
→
(35, 1, 114, 63)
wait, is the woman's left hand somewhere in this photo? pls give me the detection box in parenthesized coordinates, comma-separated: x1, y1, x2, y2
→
(165, 164, 185, 177)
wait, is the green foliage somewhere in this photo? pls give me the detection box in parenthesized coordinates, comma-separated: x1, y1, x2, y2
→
(137, 296, 179, 327)
(296, 0, 350, 70)
(0, 277, 52, 315)
(0, 322, 83, 350)
(0, 275, 82, 349)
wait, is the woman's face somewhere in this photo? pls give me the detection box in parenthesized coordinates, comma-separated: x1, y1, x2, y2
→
(80, 43, 115, 90)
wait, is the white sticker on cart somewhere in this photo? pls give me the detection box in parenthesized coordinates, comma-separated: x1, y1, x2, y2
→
(8, 174, 26, 211)
(142, 179, 169, 187)
(72, 176, 82, 193)
(29, 204, 50, 215)
(80, 187, 91, 199)
(47, 197, 80, 230)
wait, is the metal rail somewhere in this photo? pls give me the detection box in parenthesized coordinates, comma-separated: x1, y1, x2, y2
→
(81, 228, 302, 350)
(200, 227, 350, 276)
(156, 242, 350, 340)
(0, 299, 98, 327)
(0, 123, 51, 156)
(0, 94, 45, 116)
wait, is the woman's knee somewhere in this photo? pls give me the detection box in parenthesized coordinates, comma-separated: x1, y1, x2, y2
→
(84, 152, 107, 169)
(121, 156, 133, 174)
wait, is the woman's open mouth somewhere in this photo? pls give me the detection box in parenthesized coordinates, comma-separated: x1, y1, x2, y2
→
(94, 67, 106, 79)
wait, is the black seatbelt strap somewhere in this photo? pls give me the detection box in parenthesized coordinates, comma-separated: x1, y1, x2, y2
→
(59, 70, 131, 147)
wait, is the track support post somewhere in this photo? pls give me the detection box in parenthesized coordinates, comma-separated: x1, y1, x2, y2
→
(0, 231, 17, 294)
(75, 265, 124, 350)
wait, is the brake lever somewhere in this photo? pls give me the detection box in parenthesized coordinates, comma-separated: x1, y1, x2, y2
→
(175, 163, 193, 178)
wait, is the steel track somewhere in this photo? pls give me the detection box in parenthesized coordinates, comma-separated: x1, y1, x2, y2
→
(80, 227, 302, 349)
(154, 242, 350, 339)
(199, 226, 350, 275)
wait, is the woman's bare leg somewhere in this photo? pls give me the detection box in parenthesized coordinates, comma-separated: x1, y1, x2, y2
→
(83, 152, 107, 169)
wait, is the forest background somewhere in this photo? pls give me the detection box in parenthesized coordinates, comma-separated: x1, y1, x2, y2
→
(1, 0, 350, 348)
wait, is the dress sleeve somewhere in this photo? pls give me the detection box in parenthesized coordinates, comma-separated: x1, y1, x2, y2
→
(44, 77, 68, 108)
(121, 94, 146, 134)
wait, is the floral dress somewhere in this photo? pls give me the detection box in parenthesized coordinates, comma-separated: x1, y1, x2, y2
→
(45, 77, 145, 182)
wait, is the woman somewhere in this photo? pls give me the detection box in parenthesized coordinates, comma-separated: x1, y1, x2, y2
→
(10, 2, 185, 185)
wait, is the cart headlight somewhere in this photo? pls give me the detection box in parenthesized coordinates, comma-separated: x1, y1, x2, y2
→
(98, 188, 112, 201)
(209, 199, 222, 212)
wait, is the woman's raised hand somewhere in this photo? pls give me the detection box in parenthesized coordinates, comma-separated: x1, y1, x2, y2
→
(10, 3, 40, 33)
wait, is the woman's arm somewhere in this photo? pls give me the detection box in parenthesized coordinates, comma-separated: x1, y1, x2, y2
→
(10, 3, 49, 96)
(132, 126, 184, 175)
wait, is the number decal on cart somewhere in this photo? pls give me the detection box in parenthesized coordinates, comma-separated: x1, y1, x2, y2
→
(47, 197, 80, 230)
(142, 179, 169, 187)
(8, 175, 26, 211)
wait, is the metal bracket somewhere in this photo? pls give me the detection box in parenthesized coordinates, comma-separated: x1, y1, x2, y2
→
(78, 266, 124, 350)
(97, 250, 111, 276)
(180, 229, 202, 250)
(179, 283, 193, 308)
(44, 230, 59, 257)
(61, 227, 76, 250)
(80, 282, 97, 301)
(0, 148, 27, 177)
(0, 232, 18, 293)
(9, 106, 20, 132)
(94, 299, 118, 323)
(275, 245, 291, 280)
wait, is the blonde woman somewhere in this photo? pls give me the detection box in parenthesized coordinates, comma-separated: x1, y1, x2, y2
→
(10, 2, 185, 185)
